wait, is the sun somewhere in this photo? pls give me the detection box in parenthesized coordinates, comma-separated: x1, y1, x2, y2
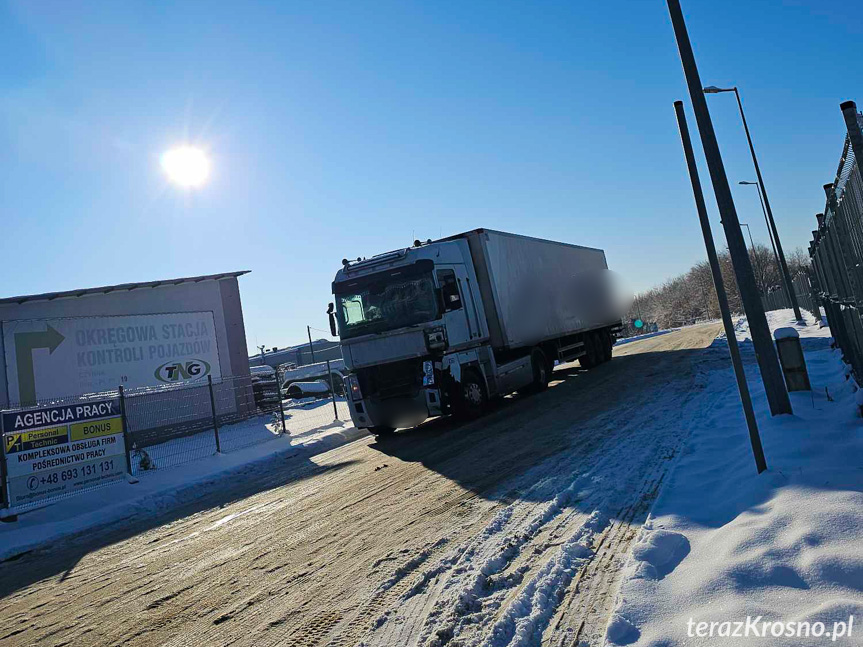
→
(161, 146, 211, 188)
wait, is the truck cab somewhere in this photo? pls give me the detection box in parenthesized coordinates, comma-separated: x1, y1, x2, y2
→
(331, 239, 487, 433)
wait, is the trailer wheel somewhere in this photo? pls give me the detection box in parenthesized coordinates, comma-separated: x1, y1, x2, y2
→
(580, 333, 598, 369)
(603, 330, 614, 362)
(455, 369, 487, 418)
(370, 425, 395, 436)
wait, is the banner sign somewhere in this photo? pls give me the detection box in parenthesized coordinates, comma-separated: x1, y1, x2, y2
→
(3, 312, 221, 406)
(1, 397, 126, 510)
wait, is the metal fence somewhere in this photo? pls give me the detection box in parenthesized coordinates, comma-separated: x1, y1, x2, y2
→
(1, 369, 352, 508)
(809, 102, 863, 379)
(761, 272, 821, 318)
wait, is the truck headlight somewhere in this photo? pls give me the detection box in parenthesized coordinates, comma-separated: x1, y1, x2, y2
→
(422, 360, 435, 386)
(347, 375, 363, 401)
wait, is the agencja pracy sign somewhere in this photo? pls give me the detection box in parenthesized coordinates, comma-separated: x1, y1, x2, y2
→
(2, 397, 127, 511)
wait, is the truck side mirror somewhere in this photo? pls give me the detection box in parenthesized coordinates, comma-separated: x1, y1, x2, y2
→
(327, 302, 338, 337)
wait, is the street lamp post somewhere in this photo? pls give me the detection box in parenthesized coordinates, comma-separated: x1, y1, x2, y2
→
(740, 222, 765, 294)
(307, 325, 316, 363)
(705, 85, 803, 321)
(740, 181, 781, 272)
(740, 222, 756, 250)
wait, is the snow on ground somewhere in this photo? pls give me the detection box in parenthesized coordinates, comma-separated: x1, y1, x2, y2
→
(0, 400, 364, 561)
(605, 310, 863, 646)
(359, 328, 723, 647)
(721, 307, 829, 343)
(132, 398, 353, 472)
(614, 329, 676, 346)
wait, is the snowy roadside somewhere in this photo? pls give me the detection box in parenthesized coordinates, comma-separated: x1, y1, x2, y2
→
(614, 329, 676, 346)
(0, 414, 366, 561)
(605, 310, 863, 646)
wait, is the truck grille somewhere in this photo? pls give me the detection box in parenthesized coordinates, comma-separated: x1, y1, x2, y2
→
(357, 359, 422, 401)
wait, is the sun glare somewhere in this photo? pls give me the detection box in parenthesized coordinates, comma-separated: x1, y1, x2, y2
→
(161, 146, 211, 188)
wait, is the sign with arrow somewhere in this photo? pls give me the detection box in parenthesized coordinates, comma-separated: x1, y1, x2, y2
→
(3, 313, 221, 405)
(13, 325, 65, 407)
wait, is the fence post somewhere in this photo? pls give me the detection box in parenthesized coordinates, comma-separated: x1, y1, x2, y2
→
(825, 184, 863, 306)
(118, 385, 134, 477)
(841, 101, 863, 166)
(0, 413, 10, 515)
(276, 366, 287, 435)
(326, 360, 338, 420)
(208, 375, 222, 453)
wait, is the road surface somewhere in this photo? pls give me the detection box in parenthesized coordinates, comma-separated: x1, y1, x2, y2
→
(0, 323, 724, 647)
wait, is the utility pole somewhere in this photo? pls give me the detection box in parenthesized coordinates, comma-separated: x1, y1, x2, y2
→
(307, 326, 316, 363)
(675, 100, 766, 473)
(667, 0, 791, 416)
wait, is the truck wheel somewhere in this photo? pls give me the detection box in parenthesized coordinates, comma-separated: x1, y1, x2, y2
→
(526, 349, 550, 392)
(370, 425, 395, 436)
(580, 334, 598, 369)
(456, 369, 487, 418)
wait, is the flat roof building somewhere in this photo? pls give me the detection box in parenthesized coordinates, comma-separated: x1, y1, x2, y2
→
(0, 271, 251, 409)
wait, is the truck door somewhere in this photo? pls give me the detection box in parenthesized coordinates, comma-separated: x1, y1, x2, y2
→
(437, 266, 480, 349)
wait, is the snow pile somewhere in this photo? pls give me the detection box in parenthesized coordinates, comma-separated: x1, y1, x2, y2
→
(605, 313, 863, 645)
(731, 308, 826, 341)
(628, 529, 689, 580)
(773, 326, 799, 341)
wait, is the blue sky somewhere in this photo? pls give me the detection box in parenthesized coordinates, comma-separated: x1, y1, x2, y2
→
(1, 1, 859, 352)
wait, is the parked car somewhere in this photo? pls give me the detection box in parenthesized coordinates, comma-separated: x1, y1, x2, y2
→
(249, 365, 280, 409)
(280, 360, 346, 398)
(285, 380, 331, 400)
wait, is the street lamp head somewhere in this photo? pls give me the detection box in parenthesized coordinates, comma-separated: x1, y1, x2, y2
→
(739, 181, 758, 185)
(703, 85, 734, 94)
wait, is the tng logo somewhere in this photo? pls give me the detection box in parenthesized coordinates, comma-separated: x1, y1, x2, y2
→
(154, 359, 211, 383)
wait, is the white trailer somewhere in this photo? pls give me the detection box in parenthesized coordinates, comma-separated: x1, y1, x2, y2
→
(458, 229, 614, 349)
(329, 229, 622, 434)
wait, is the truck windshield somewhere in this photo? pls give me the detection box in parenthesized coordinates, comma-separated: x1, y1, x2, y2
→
(335, 270, 439, 339)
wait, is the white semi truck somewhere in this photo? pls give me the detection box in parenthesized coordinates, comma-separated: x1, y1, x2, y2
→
(327, 229, 623, 435)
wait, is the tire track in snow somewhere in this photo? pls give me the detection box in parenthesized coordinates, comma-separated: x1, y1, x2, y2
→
(361, 346, 715, 647)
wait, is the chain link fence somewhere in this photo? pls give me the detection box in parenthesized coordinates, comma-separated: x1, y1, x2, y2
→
(809, 102, 863, 379)
(125, 369, 351, 474)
